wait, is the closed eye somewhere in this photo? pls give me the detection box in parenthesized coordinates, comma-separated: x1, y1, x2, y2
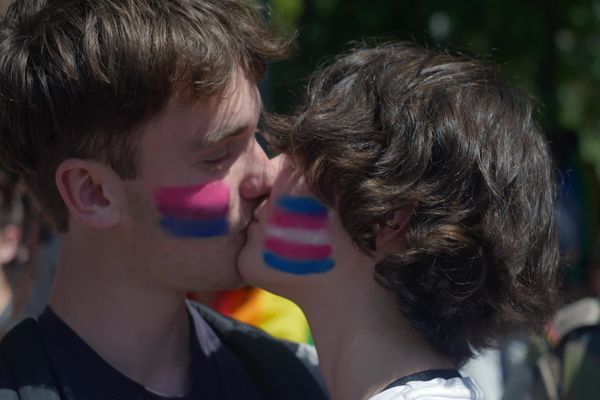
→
(202, 152, 230, 169)
(200, 129, 253, 170)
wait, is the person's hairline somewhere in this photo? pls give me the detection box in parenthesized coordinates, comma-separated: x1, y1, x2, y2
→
(165, 67, 264, 149)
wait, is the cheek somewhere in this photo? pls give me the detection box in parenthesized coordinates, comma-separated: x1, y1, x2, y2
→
(153, 180, 230, 238)
(262, 196, 335, 275)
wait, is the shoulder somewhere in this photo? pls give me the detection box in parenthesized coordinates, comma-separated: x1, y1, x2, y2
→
(187, 300, 321, 371)
(187, 301, 329, 399)
(540, 297, 600, 399)
(547, 297, 600, 345)
(0, 318, 61, 399)
(368, 377, 483, 400)
(0, 340, 17, 400)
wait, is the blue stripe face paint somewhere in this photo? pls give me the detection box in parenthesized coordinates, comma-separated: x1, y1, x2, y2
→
(154, 181, 230, 238)
(276, 196, 328, 216)
(262, 251, 335, 275)
(159, 217, 229, 238)
(263, 195, 335, 275)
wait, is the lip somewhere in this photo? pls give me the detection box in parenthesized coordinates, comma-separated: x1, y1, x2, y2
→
(252, 197, 269, 221)
(239, 218, 253, 234)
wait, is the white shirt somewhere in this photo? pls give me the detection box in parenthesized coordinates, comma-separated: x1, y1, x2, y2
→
(369, 377, 484, 400)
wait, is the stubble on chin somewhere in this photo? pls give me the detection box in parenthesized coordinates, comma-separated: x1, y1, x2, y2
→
(235, 221, 264, 287)
(123, 183, 252, 291)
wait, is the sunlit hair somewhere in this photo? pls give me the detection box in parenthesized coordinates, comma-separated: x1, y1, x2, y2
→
(266, 42, 560, 364)
(0, 0, 292, 231)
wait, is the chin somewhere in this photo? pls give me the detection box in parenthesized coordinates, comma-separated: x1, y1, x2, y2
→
(187, 263, 245, 292)
(214, 273, 246, 291)
(238, 249, 291, 299)
(239, 250, 280, 294)
(237, 246, 258, 284)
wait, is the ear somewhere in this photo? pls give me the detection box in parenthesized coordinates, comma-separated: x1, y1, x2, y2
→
(374, 208, 413, 253)
(0, 224, 21, 265)
(55, 159, 122, 229)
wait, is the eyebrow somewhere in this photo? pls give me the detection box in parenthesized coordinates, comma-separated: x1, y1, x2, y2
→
(193, 124, 250, 149)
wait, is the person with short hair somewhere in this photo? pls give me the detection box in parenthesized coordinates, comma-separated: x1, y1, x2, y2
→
(239, 42, 561, 400)
(0, 1, 328, 399)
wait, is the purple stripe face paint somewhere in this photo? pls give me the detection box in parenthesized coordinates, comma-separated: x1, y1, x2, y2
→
(154, 181, 230, 238)
(263, 196, 335, 275)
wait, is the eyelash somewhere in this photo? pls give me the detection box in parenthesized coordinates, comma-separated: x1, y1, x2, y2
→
(203, 152, 230, 168)
(201, 132, 254, 169)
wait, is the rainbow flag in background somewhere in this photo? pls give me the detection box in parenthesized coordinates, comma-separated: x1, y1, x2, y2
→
(195, 287, 312, 344)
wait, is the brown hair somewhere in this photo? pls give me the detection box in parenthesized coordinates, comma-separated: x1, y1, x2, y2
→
(0, 0, 292, 231)
(267, 42, 560, 364)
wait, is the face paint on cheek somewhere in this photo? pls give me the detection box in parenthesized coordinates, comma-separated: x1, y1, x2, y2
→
(262, 196, 335, 275)
(154, 180, 230, 238)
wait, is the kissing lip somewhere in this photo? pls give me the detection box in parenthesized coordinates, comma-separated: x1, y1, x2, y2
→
(251, 196, 269, 222)
(239, 218, 253, 234)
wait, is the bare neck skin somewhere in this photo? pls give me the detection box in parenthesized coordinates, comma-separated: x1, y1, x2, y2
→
(294, 269, 454, 400)
(50, 231, 191, 396)
(0, 269, 12, 318)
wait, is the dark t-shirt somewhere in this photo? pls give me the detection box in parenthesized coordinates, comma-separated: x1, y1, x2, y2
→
(37, 302, 266, 400)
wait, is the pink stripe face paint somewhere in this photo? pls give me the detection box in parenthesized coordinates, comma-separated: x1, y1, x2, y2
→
(155, 181, 229, 219)
(265, 237, 333, 260)
(272, 209, 329, 230)
(154, 180, 230, 238)
(263, 196, 335, 275)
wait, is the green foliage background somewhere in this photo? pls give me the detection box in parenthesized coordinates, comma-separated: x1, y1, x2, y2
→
(263, 0, 600, 177)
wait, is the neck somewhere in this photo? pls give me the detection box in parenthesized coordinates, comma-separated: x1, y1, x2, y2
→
(50, 232, 191, 396)
(0, 269, 13, 319)
(296, 276, 454, 400)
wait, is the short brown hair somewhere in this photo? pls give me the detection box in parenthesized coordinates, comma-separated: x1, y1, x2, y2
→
(0, 0, 291, 231)
(267, 42, 560, 364)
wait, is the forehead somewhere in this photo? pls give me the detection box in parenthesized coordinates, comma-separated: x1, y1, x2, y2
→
(137, 69, 261, 172)
(185, 69, 262, 144)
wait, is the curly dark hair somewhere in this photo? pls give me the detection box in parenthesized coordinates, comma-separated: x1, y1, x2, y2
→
(266, 42, 560, 364)
(0, 0, 292, 231)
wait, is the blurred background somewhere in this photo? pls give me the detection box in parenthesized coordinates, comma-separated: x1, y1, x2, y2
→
(1, 0, 599, 398)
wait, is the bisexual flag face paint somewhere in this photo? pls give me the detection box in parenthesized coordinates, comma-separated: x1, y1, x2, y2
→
(263, 196, 335, 275)
(154, 181, 230, 238)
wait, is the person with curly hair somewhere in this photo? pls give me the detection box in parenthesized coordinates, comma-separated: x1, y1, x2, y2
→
(239, 42, 561, 400)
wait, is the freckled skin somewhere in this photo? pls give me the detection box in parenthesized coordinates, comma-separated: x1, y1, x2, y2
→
(155, 181, 230, 218)
(154, 180, 231, 238)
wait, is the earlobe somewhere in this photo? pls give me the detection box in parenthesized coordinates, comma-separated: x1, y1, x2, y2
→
(55, 159, 121, 229)
(374, 208, 413, 252)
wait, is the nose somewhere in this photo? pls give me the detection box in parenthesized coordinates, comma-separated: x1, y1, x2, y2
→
(239, 140, 278, 201)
